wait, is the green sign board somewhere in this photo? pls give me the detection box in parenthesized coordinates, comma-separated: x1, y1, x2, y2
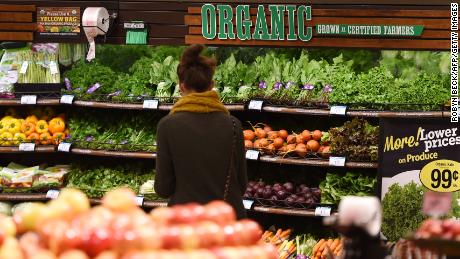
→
(201, 4, 313, 41)
(316, 24, 424, 37)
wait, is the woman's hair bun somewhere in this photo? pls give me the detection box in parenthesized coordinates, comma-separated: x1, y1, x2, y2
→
(181, 44, 205, 67)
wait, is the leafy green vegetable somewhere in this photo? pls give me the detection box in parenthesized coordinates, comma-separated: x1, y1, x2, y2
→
(63, 60, 116, 94)
(319, 171, 377, 204)
(67, 110, 158, 152)
(329, 118, 379, 161)
(67, 163, 157, 199)
(382, 182, 426, 242)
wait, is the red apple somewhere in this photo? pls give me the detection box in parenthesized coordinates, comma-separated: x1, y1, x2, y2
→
(205, 201, 236, 225)
(150, 207, 174, 226)
(81, 227, 114, 257)
(195, 221, 225, 247)
(239, 219, 263, 244)
(178, 225, 199, 249)
(160, 225, 182, 249)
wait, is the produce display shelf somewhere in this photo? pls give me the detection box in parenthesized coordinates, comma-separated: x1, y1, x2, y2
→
(0, 98, 60, 106)
(258, 156, 378, 169)
(70, 148, 157, 159)
(252, 205, 338, 217)
(0, 145, 55, 153)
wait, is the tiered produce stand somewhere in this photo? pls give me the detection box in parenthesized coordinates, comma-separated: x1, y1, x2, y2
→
(0, 0, 457, 258)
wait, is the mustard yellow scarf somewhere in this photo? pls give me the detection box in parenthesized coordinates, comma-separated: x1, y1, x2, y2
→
(170, 90, 229, 115)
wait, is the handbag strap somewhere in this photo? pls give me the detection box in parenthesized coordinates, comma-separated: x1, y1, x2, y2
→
(223, 116, 237, 201)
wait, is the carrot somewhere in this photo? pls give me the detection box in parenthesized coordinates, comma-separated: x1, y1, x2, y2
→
(334, 244, 342, 255)
(313, 239, 325, 254)
(318, 240, 328, 253)
(322, 245, 329, 257)
(330, 239, 340, 251)
(280, 229, 292, 238)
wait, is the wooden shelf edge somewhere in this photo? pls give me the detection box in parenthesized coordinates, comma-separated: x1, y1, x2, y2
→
(0, 98, 447, 118)
(263, 105, 449, 118)
(0, 145, 55, 153)
(71, 148, 156, 159)
(259, 156, 378, 169)
(0, 194, 338, 217)
(0, 98, 60, 106)
(252, 206, 339, 217)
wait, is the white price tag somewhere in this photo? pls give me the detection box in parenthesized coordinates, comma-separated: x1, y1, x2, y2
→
(243, 199, 254, 210)
(20, 61, 28, 74)
(46, 190, 60, 199)
(315, 206, 331, 217)
(329, 157, 346, 167)
(20, 95, 37, 105)
(143, 99, 159, 109)
(49, 61, 58, 75)
(57, 142, 72, 152)
(245, 150, 260, 160)
(135, 196, 144, 206)
(330, 105, 347, 115)
(248, 100, 264, 111)
(60, 95, 75, 104)
(19, 143, 35, 152)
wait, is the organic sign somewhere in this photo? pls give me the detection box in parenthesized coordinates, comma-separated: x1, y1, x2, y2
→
(37, 7, 81, 36)
(380, 118, 460, 198)
(316, 24, 424, 37)
(201, 4, 313, 41)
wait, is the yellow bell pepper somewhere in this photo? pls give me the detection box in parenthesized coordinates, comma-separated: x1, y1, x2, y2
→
(0, 132, 13, 146)
(35, 120, 49, 134)
(13, 133, 26, 145)
(0, 120, 8, 134)
(25, 115, 38, 125)
(7, 119, 21, 134)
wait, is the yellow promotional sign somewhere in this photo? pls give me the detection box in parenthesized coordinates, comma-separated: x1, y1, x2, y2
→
(420, 160, 460, 192)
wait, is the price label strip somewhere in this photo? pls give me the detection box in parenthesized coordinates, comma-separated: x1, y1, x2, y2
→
(19, 143, 35, 152)
(60, 95, 75, 104)
(315, 206, 331, 217)
(330, 105, 347, 115)
(420, 159, 460, 193)
(20, 95, 37, 105)
(243, 199, 255, 210)
(143, 99, 159, 109)
(329, 157, 346, 167)
(245, 150, 260, 160)
(57, 142, 72, 152)
(135, 196, 145, 206)
(248, 100, 264, 111)
(46, 190, 60, 199)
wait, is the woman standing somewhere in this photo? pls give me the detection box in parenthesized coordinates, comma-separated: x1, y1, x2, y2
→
(154, 44, 247, 219)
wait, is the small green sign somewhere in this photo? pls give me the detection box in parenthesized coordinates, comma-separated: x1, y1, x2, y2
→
(316, 24, 424, 37)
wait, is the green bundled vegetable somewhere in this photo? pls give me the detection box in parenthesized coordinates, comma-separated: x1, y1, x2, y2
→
(320, 172, 377, 204)
(63, 60, 116, 95)
(149, 56, 179, 100)
(17, 51, 60, 84)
